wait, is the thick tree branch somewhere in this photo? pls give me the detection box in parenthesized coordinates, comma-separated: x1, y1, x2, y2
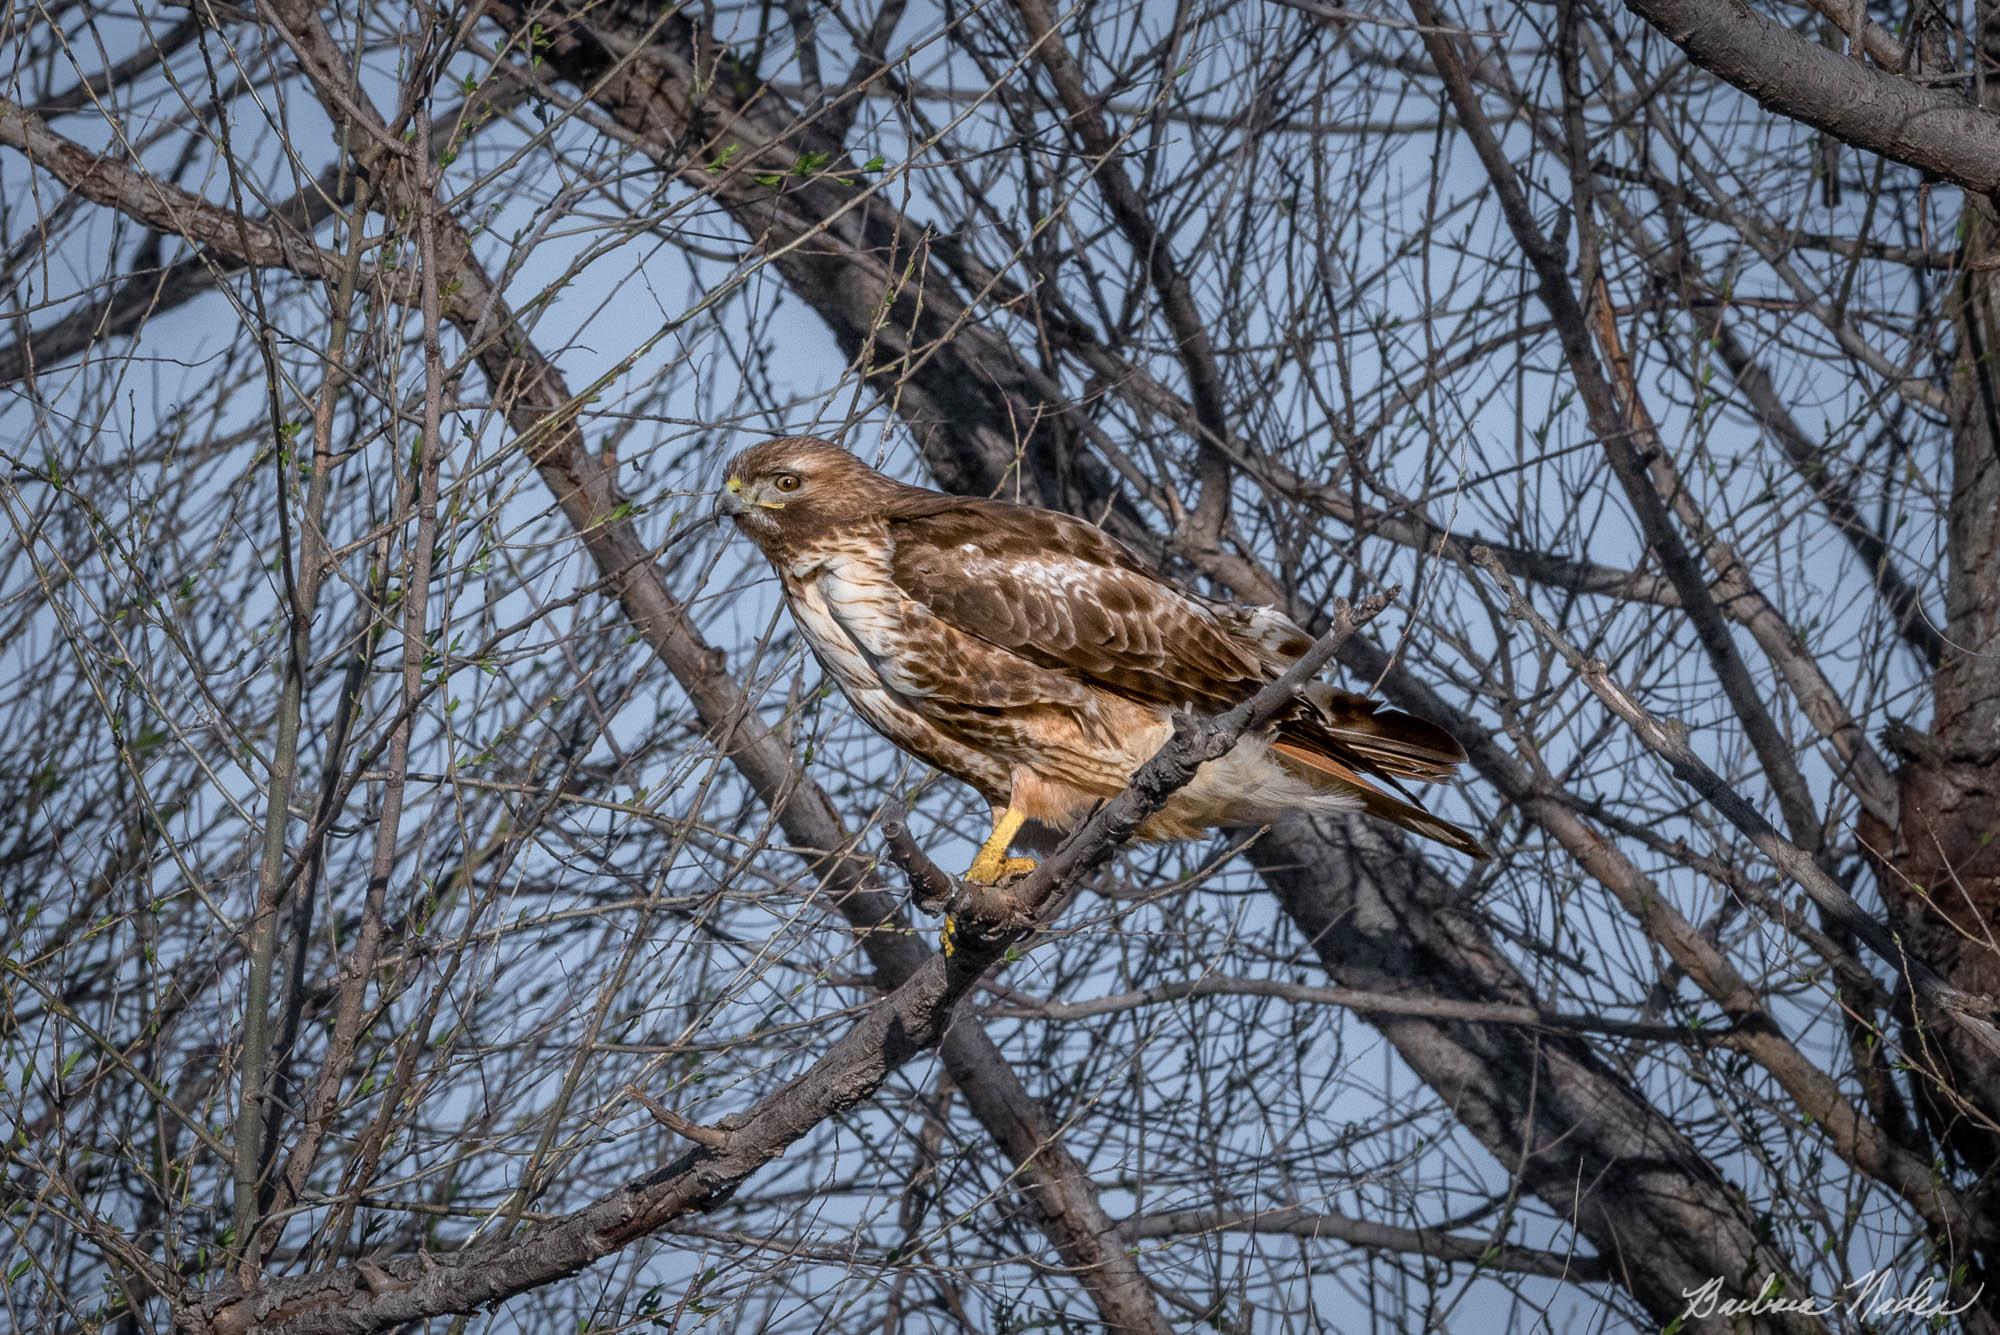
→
(1621, 0, 2000, 196)
(0, 83, 521, 388)
(0, 97, 337, 277)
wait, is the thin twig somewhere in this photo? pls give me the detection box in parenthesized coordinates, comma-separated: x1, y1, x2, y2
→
(1469, 545, 2000, 1063)
(624, 1086, 732, 1151)
(1266, 0, 1504, 35)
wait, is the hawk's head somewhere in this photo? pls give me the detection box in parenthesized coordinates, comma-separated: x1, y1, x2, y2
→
(718, 437, 903, 551)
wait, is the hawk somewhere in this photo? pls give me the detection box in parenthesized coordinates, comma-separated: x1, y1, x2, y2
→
(717, 437, 1486, 884)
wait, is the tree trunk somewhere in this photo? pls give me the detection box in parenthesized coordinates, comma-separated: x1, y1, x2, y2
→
(1862, 194, 2000, 1210)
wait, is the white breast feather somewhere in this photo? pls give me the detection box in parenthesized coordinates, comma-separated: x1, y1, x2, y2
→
(788, 578, 883, 693)
(790, 552, 934, 699)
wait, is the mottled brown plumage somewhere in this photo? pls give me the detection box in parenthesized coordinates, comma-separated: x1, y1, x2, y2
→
(718, 436, 1485, 881)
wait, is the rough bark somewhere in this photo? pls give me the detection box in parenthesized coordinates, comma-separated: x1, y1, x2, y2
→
(1621, 0, 2000, 196)
(1246, 821, 1817, 1328)
(1861, 198, 2000, 1188)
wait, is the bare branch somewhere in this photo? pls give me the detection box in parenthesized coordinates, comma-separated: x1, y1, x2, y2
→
(1621, 0, 2000, 194)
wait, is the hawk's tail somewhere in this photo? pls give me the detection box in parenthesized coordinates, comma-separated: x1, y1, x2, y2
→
(1271, 687, 1489, 859)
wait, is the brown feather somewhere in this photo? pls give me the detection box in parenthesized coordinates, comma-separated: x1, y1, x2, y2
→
(886, 501, 1267, 712)
(1270, 740, 1489, 859)
(1294, 687, 1466, 782)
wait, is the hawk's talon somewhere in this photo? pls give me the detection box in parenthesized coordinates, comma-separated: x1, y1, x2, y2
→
(961, 852, 1038, 886)
(961, 806, 1033, 887)
(940, 913, 958, 957)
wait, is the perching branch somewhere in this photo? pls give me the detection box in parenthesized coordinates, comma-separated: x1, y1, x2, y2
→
(194, 596, 1394, 1334)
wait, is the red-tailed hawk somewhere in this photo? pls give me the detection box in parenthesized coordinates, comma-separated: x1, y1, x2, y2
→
(718, 437, 1486, 882)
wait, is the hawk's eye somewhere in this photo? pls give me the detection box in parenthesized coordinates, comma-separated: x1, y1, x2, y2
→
(772, 473, 803, 493)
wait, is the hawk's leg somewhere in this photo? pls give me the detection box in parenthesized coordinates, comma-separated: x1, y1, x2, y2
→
(963, 805, 1037, 885)
(943, 805, 1037, 957)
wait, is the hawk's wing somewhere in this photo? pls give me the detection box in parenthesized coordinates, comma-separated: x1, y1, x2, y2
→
(884, 496, 1481, 855)
(886, 499, 1274, 713)
(885, 498, 1471, 794)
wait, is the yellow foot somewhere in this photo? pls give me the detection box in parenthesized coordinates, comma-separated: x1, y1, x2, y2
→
(940, 913, 958, 957)
(962, 852, 1038, 886)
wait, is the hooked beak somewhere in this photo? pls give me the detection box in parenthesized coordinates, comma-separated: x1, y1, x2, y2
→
(716, 475, 748, 517)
